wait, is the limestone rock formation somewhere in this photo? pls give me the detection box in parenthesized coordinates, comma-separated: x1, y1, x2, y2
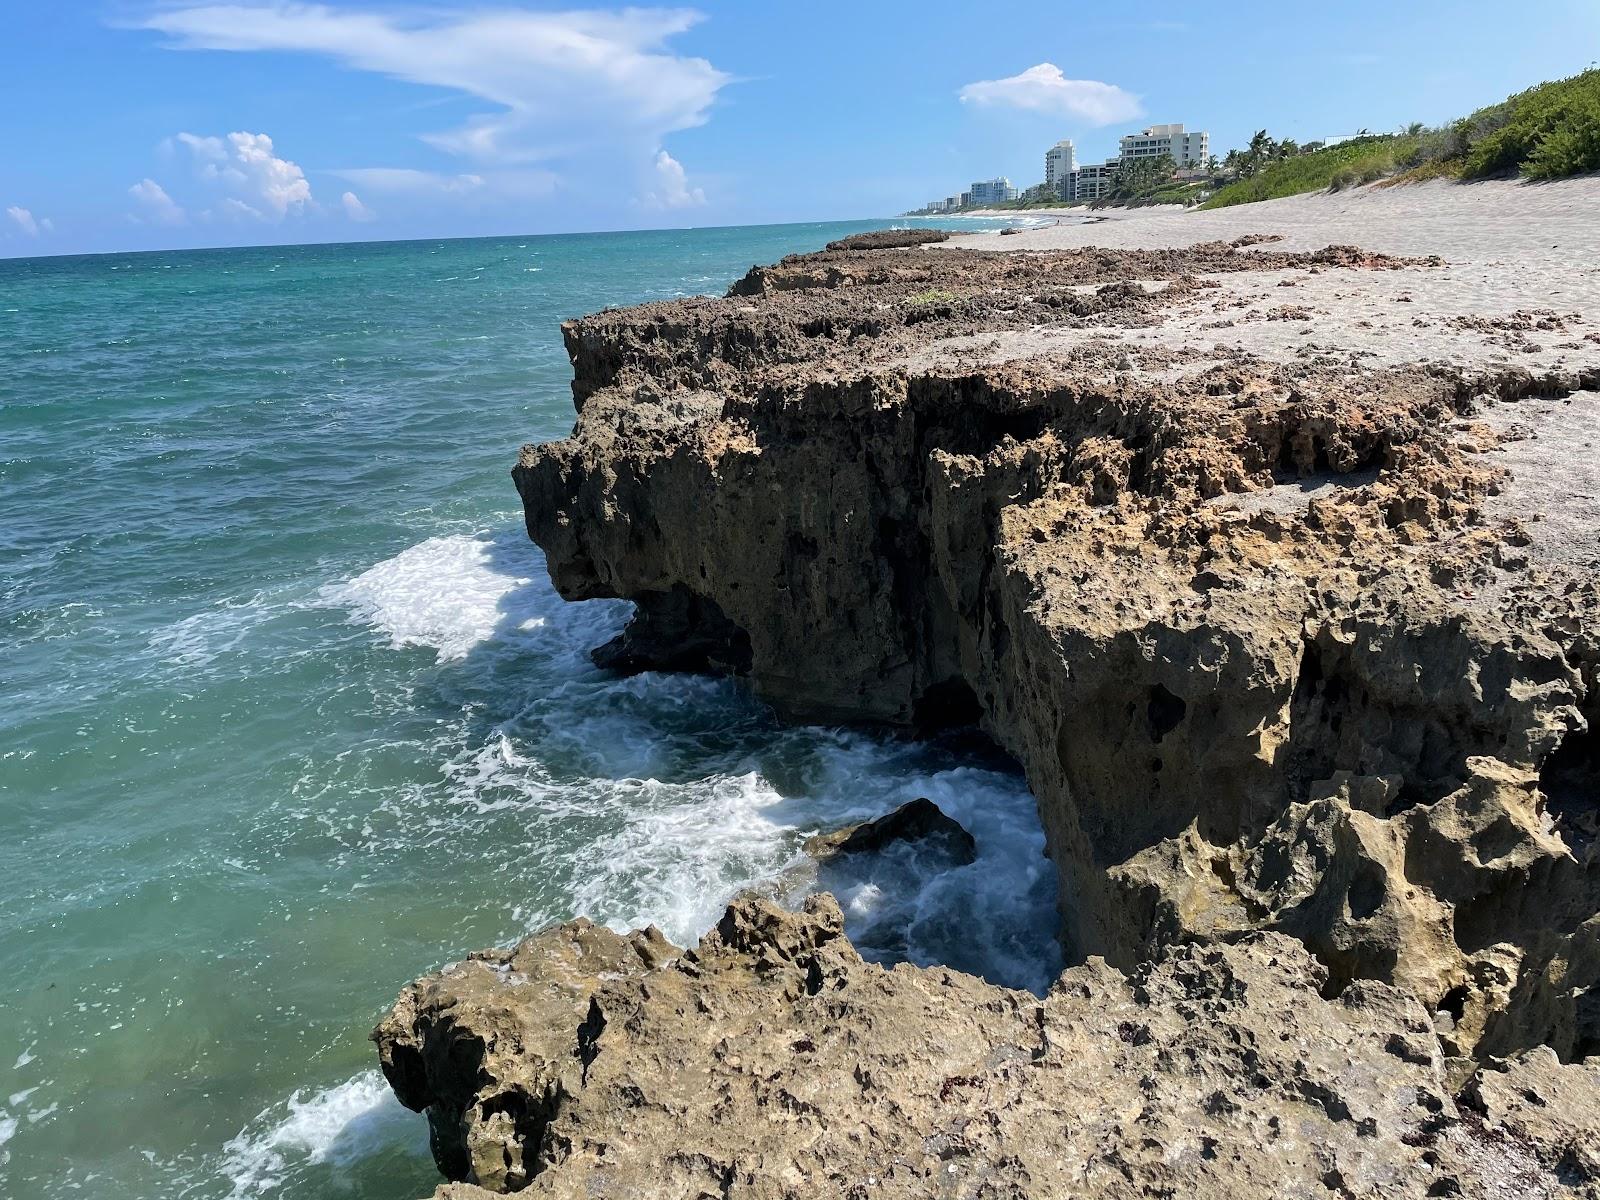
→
(515, 238, 1600, 1065)
(377, 895, 1600, 1199)
(382, 232, 1600, 1196)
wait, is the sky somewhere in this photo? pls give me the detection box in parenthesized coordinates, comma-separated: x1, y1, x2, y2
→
(2, 0, 1597, 256)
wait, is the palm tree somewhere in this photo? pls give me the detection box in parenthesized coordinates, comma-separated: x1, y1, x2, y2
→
(1245, 129, 1276, 177)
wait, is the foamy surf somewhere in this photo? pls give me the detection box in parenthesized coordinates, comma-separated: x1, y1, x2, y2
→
(217, 1071, 425, 1198)
(332, 530, 1060, 994)
(324, 534, 534, 661)
(323, 531, 626, 664)
(240, 526, 1058, 1192)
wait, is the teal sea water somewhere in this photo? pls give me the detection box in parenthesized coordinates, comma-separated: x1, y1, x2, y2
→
(1, 219, 1059, 1199)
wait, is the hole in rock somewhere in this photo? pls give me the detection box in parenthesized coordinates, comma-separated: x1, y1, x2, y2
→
(1539, 716, 1599, 853)
(1437, 985, 1470, 1025)
(914, 679, 983, 731)
(1286, 638, 1477, 808)
(1345, 863, 1388, 921)
(1146, 685, 1187, 744)
(591, 586, 752, 677)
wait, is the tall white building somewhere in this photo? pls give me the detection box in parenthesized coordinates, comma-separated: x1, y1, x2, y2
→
(1118, 123, 1210, 167)
(1065, 161, 1117, 203)
(967, 177, 1018, 205)
(1044, 140, 1078, 191)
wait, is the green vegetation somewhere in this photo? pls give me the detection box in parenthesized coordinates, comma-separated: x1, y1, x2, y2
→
(1203, 134, 1422, 208)
(908, 288, 957, 305)
(1458, 69, 1600, 179)
(1202, 69, 1600, 210)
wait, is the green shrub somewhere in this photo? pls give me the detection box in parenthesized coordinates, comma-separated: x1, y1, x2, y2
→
(1460, 69, 1600, 178)
(1202, 135, 1416, 208)
(1202, 68, 1600, 210)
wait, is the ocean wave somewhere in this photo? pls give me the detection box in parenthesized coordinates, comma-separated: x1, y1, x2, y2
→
(216, 1070, 425, 1198)
(147, 591, 287, 667)
(321, 532, 625, 663)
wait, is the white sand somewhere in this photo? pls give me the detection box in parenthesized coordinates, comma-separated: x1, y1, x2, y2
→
(933, 178, 1600, 380)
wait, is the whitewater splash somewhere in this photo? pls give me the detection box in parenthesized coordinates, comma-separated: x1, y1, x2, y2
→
(218, 1071, 426, 1199)
(321, 529, 1062, 986)
(218, 528, 1058, 1193)
(324, 533, 548, 661)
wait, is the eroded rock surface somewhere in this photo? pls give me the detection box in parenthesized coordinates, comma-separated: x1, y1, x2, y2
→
(386, 228, 1600, 1195)
(378, 896, 1600, 1199)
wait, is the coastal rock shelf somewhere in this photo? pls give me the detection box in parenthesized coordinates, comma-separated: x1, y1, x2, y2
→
(379, 896, 1599, 1199)
(383, 199, 1600, 1197)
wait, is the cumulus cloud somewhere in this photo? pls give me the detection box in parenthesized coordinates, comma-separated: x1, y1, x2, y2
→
(6, 205, 52, 236)
(168, 130, 311, 218)
(642, 150, 704, 209)
(129, 178, 187, 225)
(958, 63, 1141, 125)
(137, 4, 730, 201)
(341, 191, 375, 222)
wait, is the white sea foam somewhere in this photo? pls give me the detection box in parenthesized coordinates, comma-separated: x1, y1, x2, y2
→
(249, 528, 1059, 1196)
(573, 769, 799, 943)
(440, 711, 1061, 992)
(217, 1070, 424, 1198)
(148, 592, 282, 667)
(325, 534, 528, 660)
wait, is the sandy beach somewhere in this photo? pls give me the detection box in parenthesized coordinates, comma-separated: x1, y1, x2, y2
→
(938, 178, 1600, 379)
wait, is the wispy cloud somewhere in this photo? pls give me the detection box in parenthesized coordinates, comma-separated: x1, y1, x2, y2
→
(959, 63, 1142, 125)
(331, 168, 487, 196)
(6, 206, 52, 236)
(135, 4, 730, 205)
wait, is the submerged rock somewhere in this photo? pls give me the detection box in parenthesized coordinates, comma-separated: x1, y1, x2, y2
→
(803, 797, 977, 865)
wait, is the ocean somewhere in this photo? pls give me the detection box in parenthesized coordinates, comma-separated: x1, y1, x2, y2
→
(0, 219, 1060, 1199)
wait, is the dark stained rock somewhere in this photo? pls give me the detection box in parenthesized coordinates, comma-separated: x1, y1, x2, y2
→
(823, 228, 951, 251)
(803, 797, 976, 865)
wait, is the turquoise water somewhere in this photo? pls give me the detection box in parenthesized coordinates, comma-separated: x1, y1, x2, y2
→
(0, 220, 1058, 1199)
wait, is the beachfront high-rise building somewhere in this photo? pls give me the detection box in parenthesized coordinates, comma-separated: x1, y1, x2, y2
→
(1044, 140, 1078, 192)
(1065, 161, 1117, 203)
(1118, 123, 1210, 167)
(967, 177, 1018, 205)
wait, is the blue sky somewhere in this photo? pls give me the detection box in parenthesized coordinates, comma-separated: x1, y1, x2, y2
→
(3, 1, 1597, 256)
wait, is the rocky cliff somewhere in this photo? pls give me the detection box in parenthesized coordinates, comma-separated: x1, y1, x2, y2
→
(382, 230, 1600, 1196)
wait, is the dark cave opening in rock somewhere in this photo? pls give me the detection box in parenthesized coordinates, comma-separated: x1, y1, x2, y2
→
(913, 678, 984, 732)
(1540, 714, 1599, 854)
(1146, 684, 1187, 744)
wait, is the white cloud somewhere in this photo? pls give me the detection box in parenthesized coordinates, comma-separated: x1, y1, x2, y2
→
(138, 5, 729, 175)
(642, 150, 704, 209)
(218, 196, 266, 221)
(168, 130, 311, 219)
(341, 191, 375, 222)
(6, 206, 51, 236)
(129, 178, 187, 226)
(958, 63, 1142, 125)
(332, 168, 487, 196)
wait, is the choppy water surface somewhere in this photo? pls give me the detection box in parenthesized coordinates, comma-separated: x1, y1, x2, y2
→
(0, 220, 1058, 1199)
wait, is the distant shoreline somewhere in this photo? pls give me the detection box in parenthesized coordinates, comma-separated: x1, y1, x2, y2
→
(908, 204, 1189, 222)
